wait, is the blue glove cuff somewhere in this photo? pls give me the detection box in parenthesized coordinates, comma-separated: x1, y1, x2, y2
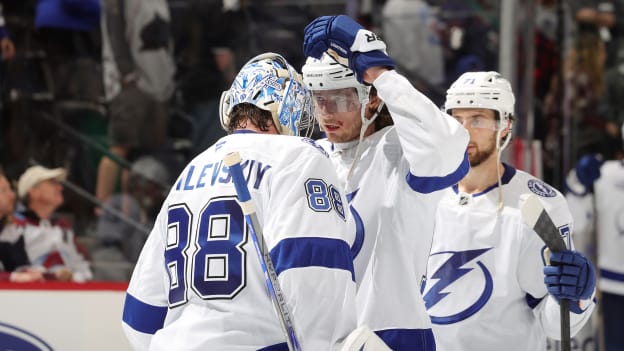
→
(351, 50, 396, 84)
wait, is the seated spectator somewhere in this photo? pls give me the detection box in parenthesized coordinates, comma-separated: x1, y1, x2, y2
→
(90, 156, 169, 281)
(0, 171, 44, 282)
(0, 166, 92, 282)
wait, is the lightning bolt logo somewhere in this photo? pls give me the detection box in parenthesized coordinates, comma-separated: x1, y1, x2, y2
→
(423, 248, 494, 324)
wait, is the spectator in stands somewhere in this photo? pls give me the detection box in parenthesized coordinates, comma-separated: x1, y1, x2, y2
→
(382, 0, 445, 100)
(34, 0, 101, 101)
(90, 156, 169, 281)
(0, 170, 44, 282)
(0, 165, 92, 282)
(173, 0, 240, 157)
(96, 0, 175, 209)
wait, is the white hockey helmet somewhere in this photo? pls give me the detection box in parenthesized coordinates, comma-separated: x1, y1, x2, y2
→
(301, 53, 370, 106)
(445, 71, 515, 130)
(219, 52, 314, 136)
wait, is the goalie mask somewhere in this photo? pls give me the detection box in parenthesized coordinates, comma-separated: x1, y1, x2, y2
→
(219, 52, 314, 137)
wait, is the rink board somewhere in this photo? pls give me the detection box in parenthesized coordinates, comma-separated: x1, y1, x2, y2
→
(0, 281, 132, 351)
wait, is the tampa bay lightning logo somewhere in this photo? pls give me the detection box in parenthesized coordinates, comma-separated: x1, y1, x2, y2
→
(527, 179, 556, 197)
(423, 248, 493, 324)
(0, 322, 54, 350)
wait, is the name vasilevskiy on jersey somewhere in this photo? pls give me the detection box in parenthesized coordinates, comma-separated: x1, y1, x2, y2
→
(175, 159, 271, 192)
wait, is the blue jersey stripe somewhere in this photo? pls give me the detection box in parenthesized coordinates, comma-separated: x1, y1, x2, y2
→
(406, 152, 469, 193)
(257, 342, 288, 351)
(122, 293, 167, 334)
(376, 328, 436, 351)
(525, 293, 544, 309)
(601, 268, 624, 282)
(270, 237, 355, 281)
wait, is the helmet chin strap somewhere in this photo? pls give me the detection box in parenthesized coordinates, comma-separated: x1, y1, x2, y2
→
(344, 100, 385, 192)
(495, 119, 512, 212)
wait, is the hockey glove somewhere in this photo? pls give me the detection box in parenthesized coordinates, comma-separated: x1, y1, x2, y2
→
(575, 154, 602, 190)
(303, 15, 395, 83)
(544, 250, 596, 303)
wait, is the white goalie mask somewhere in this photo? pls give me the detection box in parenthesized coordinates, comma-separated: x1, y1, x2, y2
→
(445, 71, 515, 136)
(301, 53, 370, 107)
(219, 52, 314, 137)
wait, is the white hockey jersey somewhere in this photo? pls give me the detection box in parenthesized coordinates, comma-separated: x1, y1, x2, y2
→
(422, 165, 596, 351)
(318, 70, 470, 350)
(122, 132, 357, 351)
(566, 160, 624, 296)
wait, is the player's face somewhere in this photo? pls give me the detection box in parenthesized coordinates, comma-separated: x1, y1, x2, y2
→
(452, 108, 499, 167)
(312, 88, 363, 143)
(0, 175, 16, 218)
(29, 178, 64, 209)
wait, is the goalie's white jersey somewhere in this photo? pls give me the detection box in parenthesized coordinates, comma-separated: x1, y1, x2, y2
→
(122, 132, 357, 351)
(422, 165, 596, 351)
(318, 70, 470, 350)
(567, 160, 624, 296)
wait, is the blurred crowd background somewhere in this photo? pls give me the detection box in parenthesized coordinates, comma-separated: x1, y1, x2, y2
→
(1, 0, 623, 281)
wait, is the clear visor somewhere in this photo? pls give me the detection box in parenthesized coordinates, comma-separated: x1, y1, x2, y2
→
(453, 115, 500, 131)
(312, 88, 361, 114)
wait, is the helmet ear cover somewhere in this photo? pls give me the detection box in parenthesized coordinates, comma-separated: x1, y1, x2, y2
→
(219, 52, 314, 137)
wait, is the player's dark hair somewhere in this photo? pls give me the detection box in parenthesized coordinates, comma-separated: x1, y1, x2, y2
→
(369, 87, 393, 131)
(226, 103, 275, 133)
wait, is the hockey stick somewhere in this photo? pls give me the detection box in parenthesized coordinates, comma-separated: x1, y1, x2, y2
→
(223, 152, 301, 351)
(521, 194, 571, 351)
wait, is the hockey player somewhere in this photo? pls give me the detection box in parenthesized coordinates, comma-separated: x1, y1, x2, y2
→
(121, 52, 357, 350)
(565, 124, 624, 351)
(302, 15, 470, 350)
(421, 71, 597, 350)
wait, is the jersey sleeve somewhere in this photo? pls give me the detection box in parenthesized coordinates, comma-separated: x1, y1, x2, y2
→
(122, 208, 169, 350)
(262, 145, 357, 350)
(517, 199, 595, 340)
(373, 70, 470, 193)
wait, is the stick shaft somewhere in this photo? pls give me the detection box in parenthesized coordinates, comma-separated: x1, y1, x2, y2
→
(223, 152, 301, 351)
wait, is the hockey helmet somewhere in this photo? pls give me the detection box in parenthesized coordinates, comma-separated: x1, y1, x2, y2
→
(445, 71, 515, 131)
(219, 52, 314, 137)
(302, 53, 370, 107)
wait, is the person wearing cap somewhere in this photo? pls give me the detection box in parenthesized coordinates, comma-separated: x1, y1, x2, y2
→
(0, 165, 92, 282)
(0, 170, 44, 282)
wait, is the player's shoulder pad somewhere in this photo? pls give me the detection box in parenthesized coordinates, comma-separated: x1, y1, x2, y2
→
(300, 137, 330, 158)
(514, 169, 563, 200)
(517, 171, 572, 236)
